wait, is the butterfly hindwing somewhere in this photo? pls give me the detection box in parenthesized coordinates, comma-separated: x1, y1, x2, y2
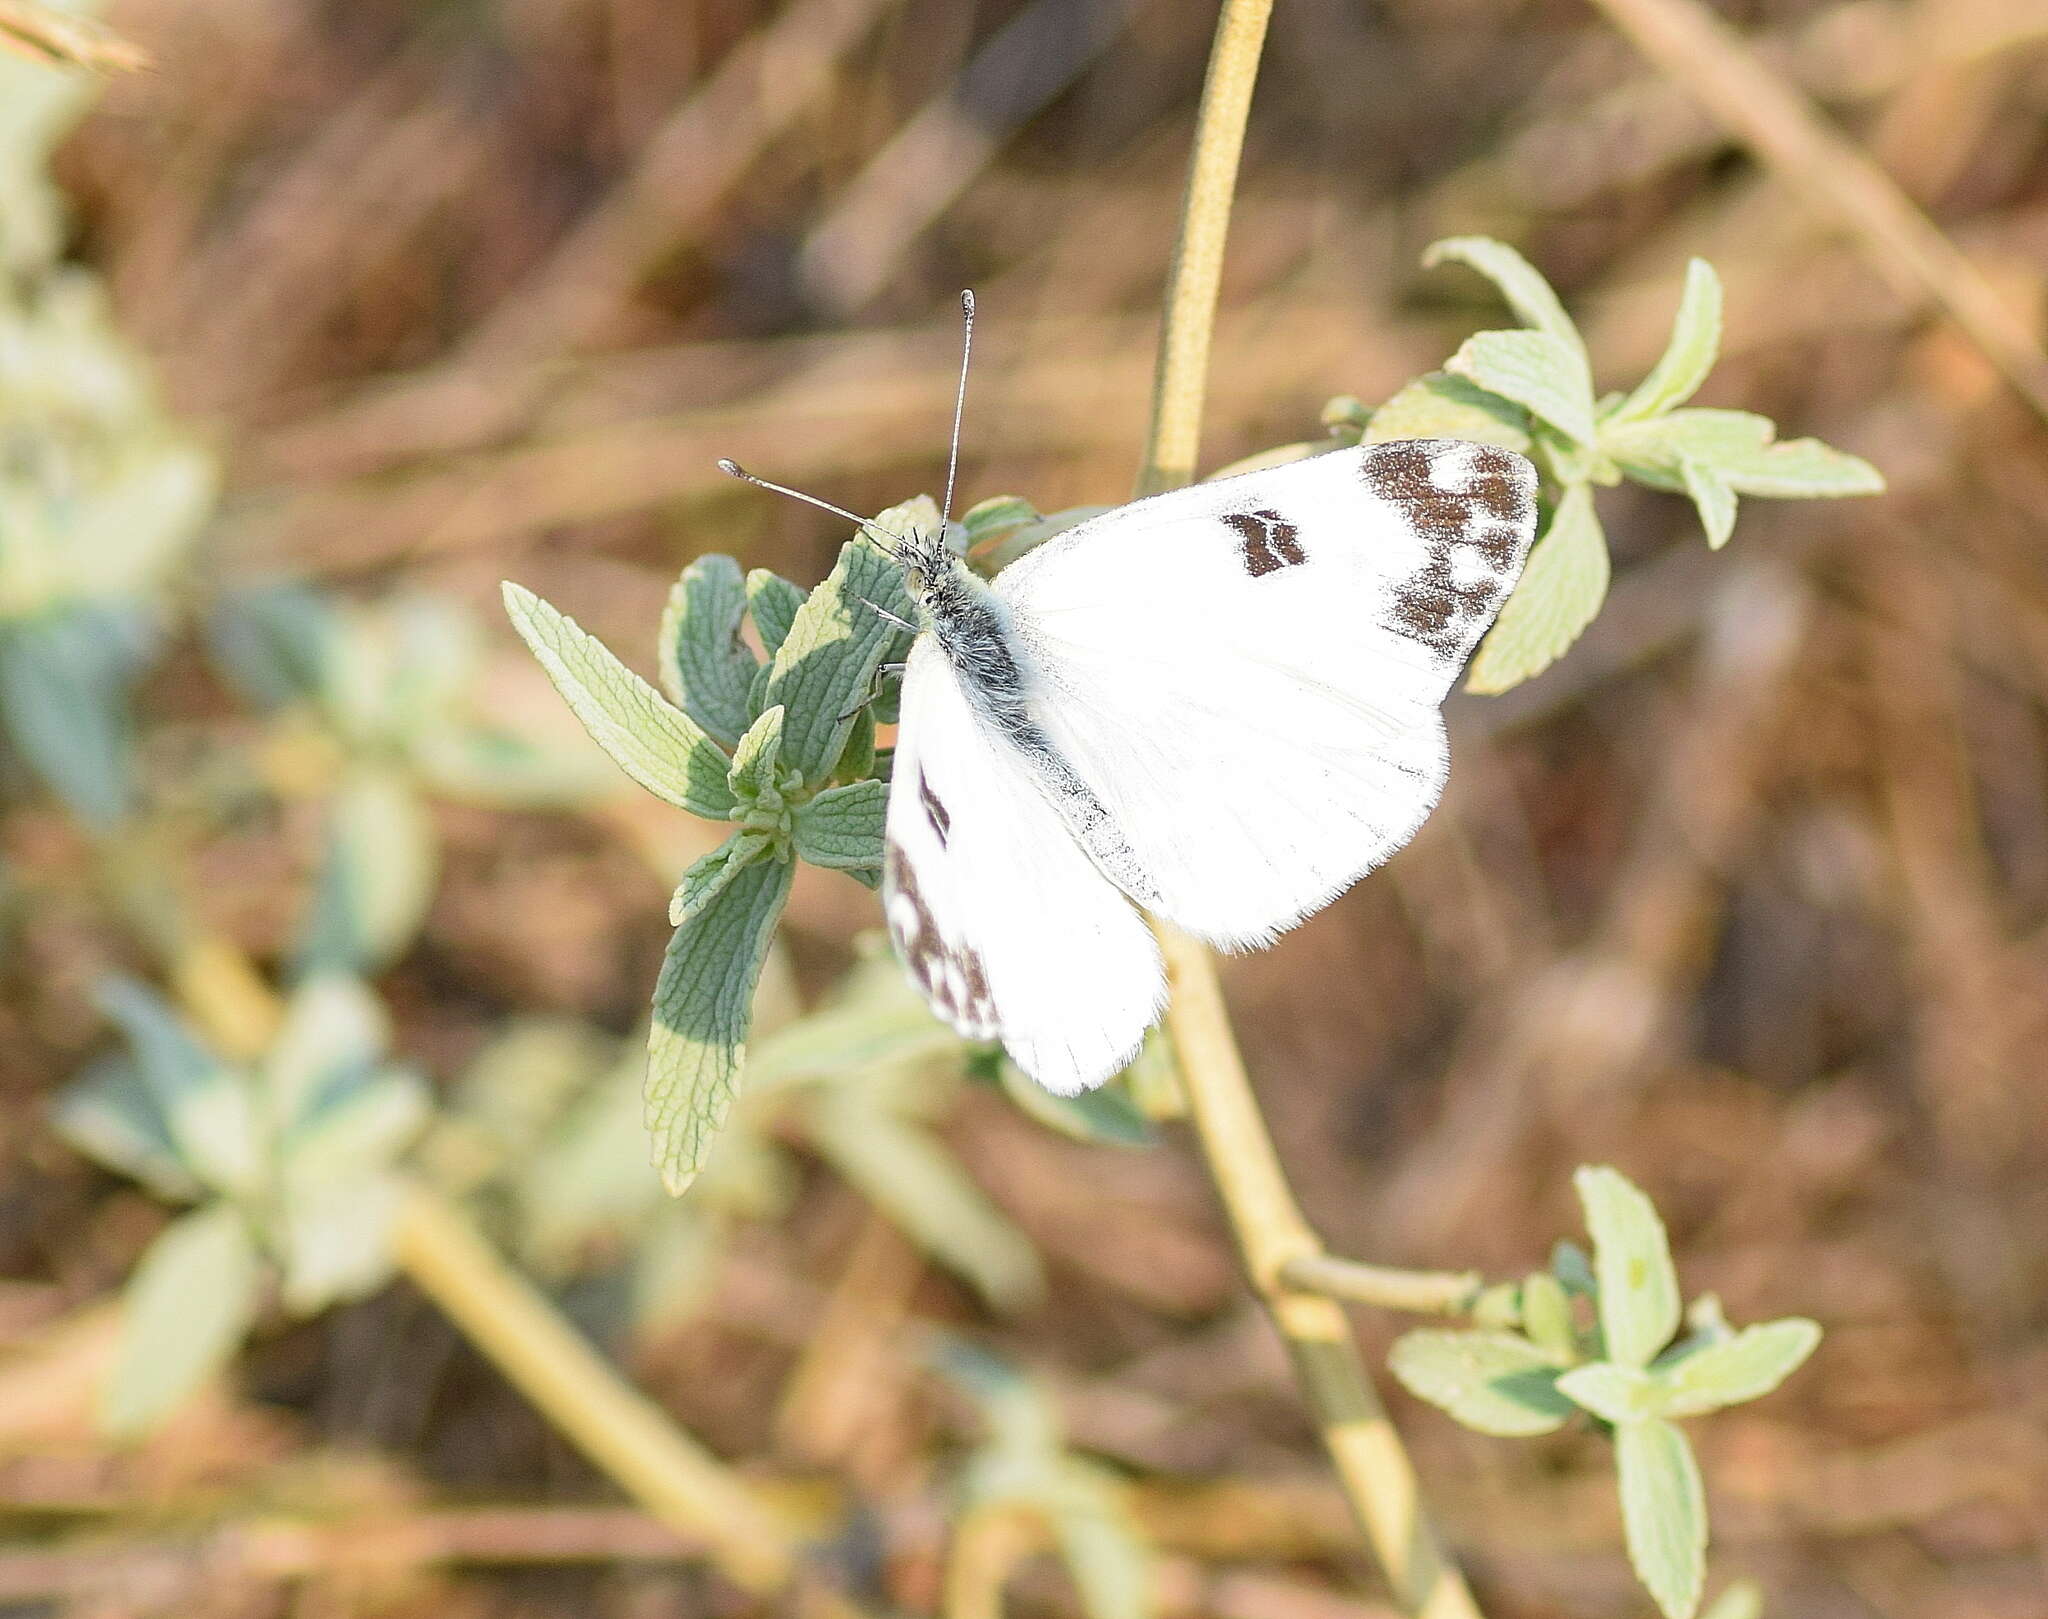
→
(883, 637, 1165, 1094)
(990, 439, 1537, 949)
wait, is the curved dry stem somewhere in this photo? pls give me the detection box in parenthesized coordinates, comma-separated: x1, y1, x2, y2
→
(1135, 5, 1483, 1616)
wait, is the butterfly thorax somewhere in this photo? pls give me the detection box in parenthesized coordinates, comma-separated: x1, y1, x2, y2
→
(906, 553, 1036, 734)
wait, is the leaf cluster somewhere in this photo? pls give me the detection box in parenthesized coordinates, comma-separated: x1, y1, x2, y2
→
(1388, 1166, 1819, 1619)
(210, 585, 613, 973)
(54, 974, 428, 1434)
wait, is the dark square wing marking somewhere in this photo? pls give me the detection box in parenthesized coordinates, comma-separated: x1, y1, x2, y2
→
(1223, 508, 1308, 578)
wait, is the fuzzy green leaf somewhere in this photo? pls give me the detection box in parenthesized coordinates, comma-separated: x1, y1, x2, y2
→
(1424, 236, 1586, 358)
(646, 855, 794, 1193)
(1467, 483, 1608, 694)
(960, 494, 1039, 544)
(1577, 1166, 1681, 1368)
(96, 978, 260, 1199)
(727, 705, 787, 802)
(761, 535, 918, 788)
(1681, 457, 1738, 549)
(993, 1060, 1154, 1148)
(1364, 370, 1532, 452)
(793, 779, 886, 871)
(265, 973, 389, 1130)
(1448, 330, 1597, 446)
(297, 765, 439, 973)
(1612, 259, 1722, 424)
(1520, 1271, 1576, 1357)
(667, 833, 769, 927)
(1556, 1361, 1660, 1423)
(1604, 409, 1884, 499)
(0, 604, 144, 828)
(104, 1202, 262, 1437)
(277, 1173, 406, 1314)
(1657, 1318, 1820, 1417)
(1616, 1417, 1708, 1619)
(1388, 1329, 1575, 1436)
(502, 582, 736, 819)
(659, 555, 757, 747)
(745, 569, 806, 660)
(1701, 1581, 1763, 1619)
(52, 1057, 204, 1202)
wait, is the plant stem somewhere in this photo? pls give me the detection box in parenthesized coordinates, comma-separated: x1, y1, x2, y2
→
(1136, 6, 1483, 1616)
(1279, 1255, 1486, 1317)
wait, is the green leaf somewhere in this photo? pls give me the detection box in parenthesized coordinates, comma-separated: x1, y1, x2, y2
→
(1552, 1240, 1596, 1296)
(658, 555, 757, 748)
(762, 538, 918, 787)
(1556, 1361, 1660, 1423)
(264, 972, 389, 1130)
(281, 1069, 428, 1186)
(1656, 1318, 1820, 1417)
(501, 582, 736, 820)
(1424, 236, 1587, 359)
(96, 977, 261, 1199)
(1701, 1580, 1763, 1619)
(1388, 1329, 1576, 1436)
(993, 1059, 1154, 1148)
(745, 956, 959, 1091)
(668, 833, 770, 927)
(1604, 409, 1884, 499)
(206, 584, 335, 710)
(515, 1048, 665, 1267)
(297, 765, 440, 973)
(805, 1094, 1044, 1312)
(646, 855, 794, 1193)
(793, 779, 886, 871)
(1612, 259, 1722, 423)
(1520, 1270, 1576, 1357)
(1577, 1166, 1681, 1368)
(1681, 457, 1737, 549)
(960, 494, 1039, 545)
(1467, 483, 1608, 694)
(1364, 370, 1532, 452)
(103, 1202, 263, 1437)
(745, 569, 806, 660)
(1616, 1417, 1708, 1619)
(277, 1172, 405, 1314)
(0, 603, 145, 828)
(1447, 329, 1597, 446)
(727, 705, 787, 801)
(51, 1057, 204, 1202)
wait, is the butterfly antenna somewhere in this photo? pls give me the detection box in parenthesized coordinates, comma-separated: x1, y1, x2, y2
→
(939, 289, 975, 534)
(716, 459, 910, 549)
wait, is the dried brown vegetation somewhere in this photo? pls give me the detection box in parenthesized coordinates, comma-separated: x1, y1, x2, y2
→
(4, 1, 2048, 1617)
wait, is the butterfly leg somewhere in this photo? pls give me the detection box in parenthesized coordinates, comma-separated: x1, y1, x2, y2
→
(836, 661, 909, 721)
(855, 596, 919, 634)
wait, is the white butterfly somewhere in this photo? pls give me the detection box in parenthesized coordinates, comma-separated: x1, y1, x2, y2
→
(726, 302, 1538, 1096)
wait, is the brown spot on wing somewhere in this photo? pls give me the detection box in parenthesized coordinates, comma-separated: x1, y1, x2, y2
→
(917, 770, 951, 847)
(883, 841, 996, 1035)
(1223, 509, 1307, 578)
(1362, 440, 1535, 657)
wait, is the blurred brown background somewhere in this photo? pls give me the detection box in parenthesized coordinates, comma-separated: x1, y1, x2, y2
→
(6, 0, 2048, 1615)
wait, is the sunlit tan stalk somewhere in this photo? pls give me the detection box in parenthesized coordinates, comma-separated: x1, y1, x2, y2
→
(1136, 5, 1483, 1616)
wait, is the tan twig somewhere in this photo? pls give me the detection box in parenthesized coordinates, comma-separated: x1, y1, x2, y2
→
(1279, 1257, 1486, 1318)
(0, 2, 148, 72)
(1135, 5, 1482, 1617)
(1583, 0, 2048, 425)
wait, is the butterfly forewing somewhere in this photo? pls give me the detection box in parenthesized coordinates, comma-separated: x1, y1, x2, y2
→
(990, 439, 1536, 950)
(883, 638, 1165, 1094)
